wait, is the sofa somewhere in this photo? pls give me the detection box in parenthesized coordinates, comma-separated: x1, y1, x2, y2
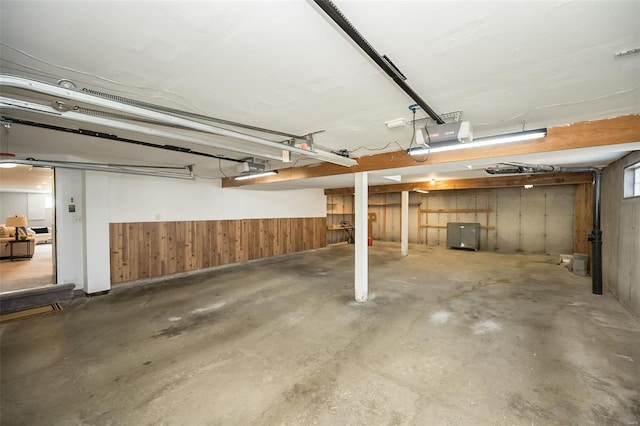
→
(29, 226, 53, 244)
(0, 224, 35, 259)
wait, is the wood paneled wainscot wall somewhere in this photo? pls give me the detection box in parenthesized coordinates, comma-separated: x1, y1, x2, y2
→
(110, 218, 326, 284)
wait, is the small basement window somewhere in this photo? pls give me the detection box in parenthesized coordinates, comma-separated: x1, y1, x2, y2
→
(623, 161, 640, 198)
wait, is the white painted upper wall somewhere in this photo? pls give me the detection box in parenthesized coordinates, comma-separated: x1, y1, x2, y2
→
(0, 192, 53, 227)
(107, 174, 326, 222)
(55, 170, 327, 292)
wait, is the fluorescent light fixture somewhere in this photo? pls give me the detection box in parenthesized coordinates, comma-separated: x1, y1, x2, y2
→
(476, 129, 547, 144)
(383, 175, 402, 182)
(311, 148, 357, 167)
(524, 184, 534, 189)
(0, 162, 17, 168)
(385, 118, 407, 129)
(415, 189, 430, 194)
(234, 170, 278, 181)
(408, 128, 547, 156)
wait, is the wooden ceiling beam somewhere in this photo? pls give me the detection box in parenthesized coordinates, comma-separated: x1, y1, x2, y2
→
(324, 172, 594, 195)
(222, 115, 639, 188)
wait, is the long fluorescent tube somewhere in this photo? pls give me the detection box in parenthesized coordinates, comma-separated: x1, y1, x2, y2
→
(408, 129, 547, 156)
(234, 170, 278, 181)
(0, 75, 358, 167)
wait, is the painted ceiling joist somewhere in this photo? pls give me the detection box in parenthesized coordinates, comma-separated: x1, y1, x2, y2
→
(324, 172, 594, 195)
(222, 115, 640, 188)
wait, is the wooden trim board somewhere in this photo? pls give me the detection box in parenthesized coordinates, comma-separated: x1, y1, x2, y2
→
(223, 115, 640, 188)
(325, 172, 593, 195)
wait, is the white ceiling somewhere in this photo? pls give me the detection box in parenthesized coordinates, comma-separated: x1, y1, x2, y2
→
(0, 164, 53, 193)
(1, 1, 639, 189)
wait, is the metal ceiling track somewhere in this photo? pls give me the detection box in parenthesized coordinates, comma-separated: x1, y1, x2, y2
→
(0, 115, 248, 164)
(0, 158, 195, 180)
(312, 0, 445, 124)
(0, 75, 357, 167)
(0, 96, 284, 163)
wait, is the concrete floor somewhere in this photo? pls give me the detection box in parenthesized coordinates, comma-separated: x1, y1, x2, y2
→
(1, 243, 639, 425)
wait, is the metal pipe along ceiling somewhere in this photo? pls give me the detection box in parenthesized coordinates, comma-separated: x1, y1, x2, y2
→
(0, 75, 358, 168)
(81, 87, 306, 141)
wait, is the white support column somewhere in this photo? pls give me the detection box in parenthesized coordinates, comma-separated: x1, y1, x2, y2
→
(55, 169, 85, 290)
(354, 172, 368, 302)
(401, 191, 409, 257)
(83, 171, 111, 294)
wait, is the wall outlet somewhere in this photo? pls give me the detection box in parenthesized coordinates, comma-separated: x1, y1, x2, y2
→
(73, 216, 82, 223)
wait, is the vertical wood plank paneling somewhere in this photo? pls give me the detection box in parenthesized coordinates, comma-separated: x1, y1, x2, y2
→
(109, 218, 326, 284)
(128, 223, 137, 281)
(214, 220, 222, 266)
(109, 223, 123, 282)
(159, 222, 167, 276)
(167, 222, 178, 275)
(232, 220, 241, 264)
(284, 218, 293, 253)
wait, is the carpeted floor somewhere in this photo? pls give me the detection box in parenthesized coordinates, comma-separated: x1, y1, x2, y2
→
(0, 244, 54, 293)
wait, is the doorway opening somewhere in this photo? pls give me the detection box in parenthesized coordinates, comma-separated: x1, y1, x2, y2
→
(0, 165, 55, 293)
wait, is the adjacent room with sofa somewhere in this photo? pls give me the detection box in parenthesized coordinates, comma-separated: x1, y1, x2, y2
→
(0, 170, 55, 291)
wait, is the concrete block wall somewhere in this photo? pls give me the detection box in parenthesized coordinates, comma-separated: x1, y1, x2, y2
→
(602, 151, 640, 319)
(422, 191, 495, 249)
(495, 186, 574, 254)
(368, 186, 575, 255)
